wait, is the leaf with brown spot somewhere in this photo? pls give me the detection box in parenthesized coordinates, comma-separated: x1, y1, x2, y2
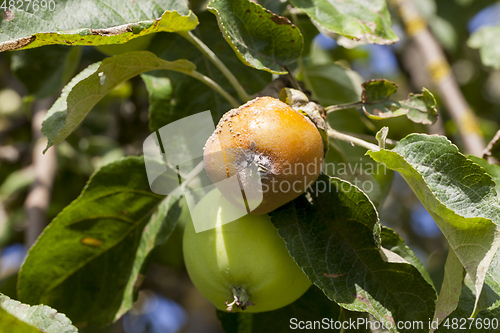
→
(270, 16, 291, 25)
(0, 0, 197, 52)
(208, 0, 304, 74)
(18, 157, 183, 326)
(80, 237, 104, 247)
(361, 79, 438, 125)
(323, 273, 346, 278)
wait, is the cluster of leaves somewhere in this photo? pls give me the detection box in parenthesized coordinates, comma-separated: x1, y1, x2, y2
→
(1, 0, 500, 332)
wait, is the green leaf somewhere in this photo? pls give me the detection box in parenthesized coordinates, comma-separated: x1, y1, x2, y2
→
(141, 74, 174, 132)
(150, 197, 190, 268)
(431, 249, 463, 331)
(10, 46, 82, 99)
(485, 251, 500, 305)
(337, 309, 373, 333)
(17, 157, 170, 326)
(217, 286, 341, 333)
(368, 134, 500, 318)
(0, 306, 42, 333)
(304, 63, 364, 106)
(0, 293, 77, 333)
(361, 80, 438, 125)
(468, 156, 500, 197)
(0, 167, 35, 200)
(468, 158, 500, 313)
(115, 194, 182, 319)
(462, 304, 500, 332)
(208, 0, 304, 74)
(289, 0, 399, 45)
(270, 174, 436, 332)
(436, 275, 500, 332)
(401, 88, 438, 125)
(362, 79, 398, 102)
(468, 25, 500, 69)
(0, 1, 197, 52)
(376, 127, 389, 149)
(41, 51, 196, 152)
(464, 267, 499, 313)
(381, 226, 434, 288)
(323, 140, 394, 209)
(295, 14, 321, 58)
(40, 61, 99, 151)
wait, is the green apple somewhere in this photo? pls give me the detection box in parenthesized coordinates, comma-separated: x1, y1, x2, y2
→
(183, 188, 311, 312)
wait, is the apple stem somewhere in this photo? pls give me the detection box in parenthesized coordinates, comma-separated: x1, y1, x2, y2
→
(225, 287, 254, 312)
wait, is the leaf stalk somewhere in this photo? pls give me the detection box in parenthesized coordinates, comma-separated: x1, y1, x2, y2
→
(185, 70, 240, 108)
(179, 30, 251, 103)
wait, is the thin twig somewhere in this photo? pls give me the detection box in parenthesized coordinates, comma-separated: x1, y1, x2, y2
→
(179, 160, 205, 194)
(482, 129, 500, 158)
(24, 98, 57, 247)
(392, 0, 485, 156)
(327, 125, 380, 151)
(325, 102, 365, 113)
(179, 31, 251, 103)
(343, 131, 399, 146)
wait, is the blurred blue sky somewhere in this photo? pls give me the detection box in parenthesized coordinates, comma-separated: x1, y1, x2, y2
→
(468, 3, 500, 33)
(313, 33, 399, 78)
(411, 204, 442, 238)
(0, 243, 26, 278)
(123, 292, 187, 333)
